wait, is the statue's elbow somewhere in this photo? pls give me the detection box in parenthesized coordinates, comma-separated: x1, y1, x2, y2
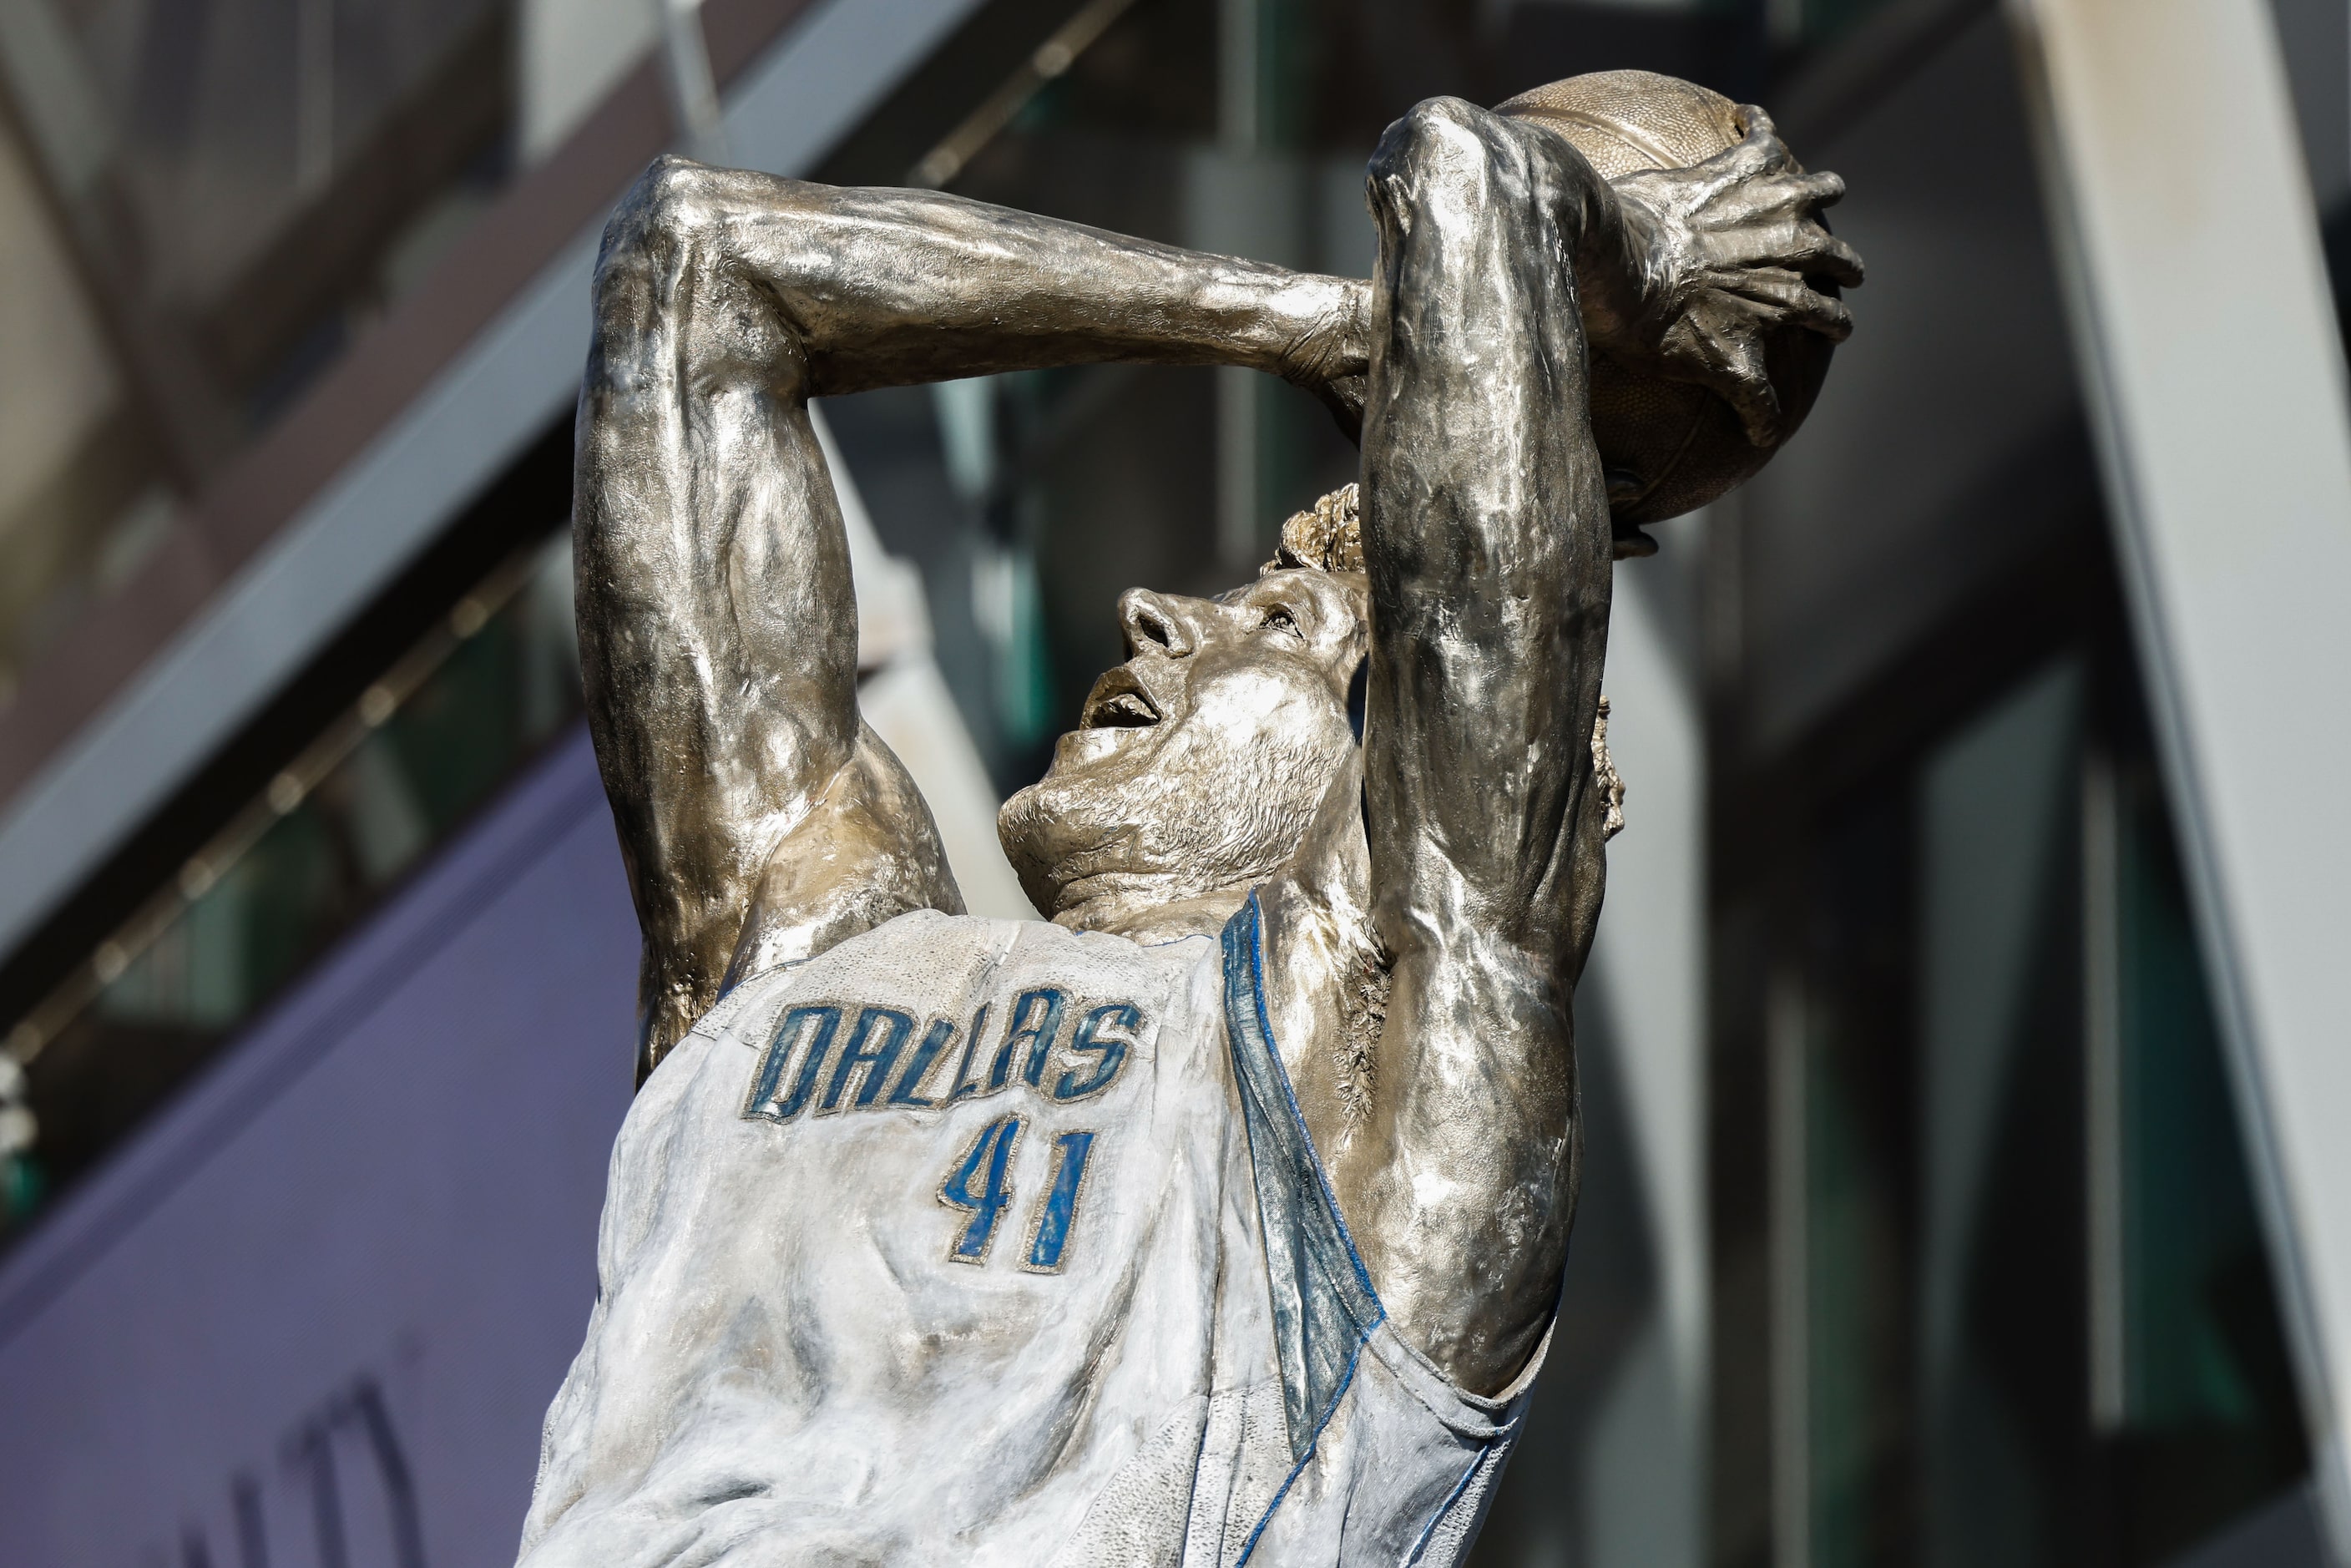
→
(1370, 99, 1554, 224)
(1367, 95, 1598, 253)
(592, 158, 747, 316)
(626, 155, 732, 250)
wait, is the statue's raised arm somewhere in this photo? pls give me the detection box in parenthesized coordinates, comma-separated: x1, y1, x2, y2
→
(576, 169, 1368, 1076)
(1261, 93, 1856, 1395)
(537, 71, 1855, 1567)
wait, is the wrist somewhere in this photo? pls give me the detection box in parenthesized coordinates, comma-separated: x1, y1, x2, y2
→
(1272, 276, 1370, 390)
(1578, 189, 1666, 359)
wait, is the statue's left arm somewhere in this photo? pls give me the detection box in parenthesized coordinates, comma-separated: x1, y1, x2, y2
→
(581, 163, 1367, 1076)
(1331, 98, 1855, 1393)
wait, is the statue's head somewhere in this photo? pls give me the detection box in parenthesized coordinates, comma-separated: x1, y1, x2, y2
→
(998, 488, 1369, 925)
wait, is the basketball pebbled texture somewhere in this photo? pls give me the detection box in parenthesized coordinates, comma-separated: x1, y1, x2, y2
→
(1495, 70, 1838, 534)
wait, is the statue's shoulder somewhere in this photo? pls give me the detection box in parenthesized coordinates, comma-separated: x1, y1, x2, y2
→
(809, 909, 1219, 1004)
(672, 909, 1216, 1099)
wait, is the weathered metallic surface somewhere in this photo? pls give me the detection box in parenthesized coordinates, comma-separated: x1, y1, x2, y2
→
(570, 84, 1853, 1412)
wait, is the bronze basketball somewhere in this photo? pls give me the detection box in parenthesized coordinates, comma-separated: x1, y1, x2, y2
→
(1495, 70, 1839, 543)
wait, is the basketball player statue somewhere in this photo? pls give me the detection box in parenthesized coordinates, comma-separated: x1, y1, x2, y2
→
(519, 73, 1858, 1565)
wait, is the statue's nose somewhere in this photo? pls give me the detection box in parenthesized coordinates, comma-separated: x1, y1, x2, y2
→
(1118, 589, 1199, 660)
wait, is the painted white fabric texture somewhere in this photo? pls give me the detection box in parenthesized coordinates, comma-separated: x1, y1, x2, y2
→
(518, 898, 1545, 1565)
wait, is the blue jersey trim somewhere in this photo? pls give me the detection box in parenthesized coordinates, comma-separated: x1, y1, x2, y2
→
(1232, 1336, 1370, 1567)
(1221, 888, 1390, 1555)
(1403, 1439, 1502, 1565)
(1234, 892, 1381, 1302)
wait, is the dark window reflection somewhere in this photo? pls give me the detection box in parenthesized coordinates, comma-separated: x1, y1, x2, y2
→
(1779, 657, 2304, 1566)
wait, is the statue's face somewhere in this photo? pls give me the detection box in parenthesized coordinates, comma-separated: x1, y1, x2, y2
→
(999, 568, 1369, 921)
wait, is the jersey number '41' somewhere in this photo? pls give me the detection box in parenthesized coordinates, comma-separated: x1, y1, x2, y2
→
(939, 1116, 1098, 1273)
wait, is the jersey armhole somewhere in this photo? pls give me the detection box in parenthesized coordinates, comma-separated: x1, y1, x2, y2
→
(690, 959, 806, 1047)
(1221, 892, 1386, 1464)
(1222, 893, 1560, 1434)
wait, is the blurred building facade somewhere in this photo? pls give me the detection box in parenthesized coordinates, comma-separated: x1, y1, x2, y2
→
(0, 1, 2343, 1565)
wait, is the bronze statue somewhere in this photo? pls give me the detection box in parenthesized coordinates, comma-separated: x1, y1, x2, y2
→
(523, 73, 1857, 1565)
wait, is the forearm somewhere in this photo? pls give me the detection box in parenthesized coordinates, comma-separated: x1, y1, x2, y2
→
(614, 158, 1363, 397)
(1566, 165, 1658, 366)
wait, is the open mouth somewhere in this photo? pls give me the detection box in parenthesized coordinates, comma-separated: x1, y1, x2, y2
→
(1079, 668, 1161, 729)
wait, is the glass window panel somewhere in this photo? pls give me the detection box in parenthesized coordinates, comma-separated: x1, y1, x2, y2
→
(3, 529, 579, 1245)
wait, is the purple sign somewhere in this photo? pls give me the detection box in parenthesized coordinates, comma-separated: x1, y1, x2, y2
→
(0, 729, 638, 1568)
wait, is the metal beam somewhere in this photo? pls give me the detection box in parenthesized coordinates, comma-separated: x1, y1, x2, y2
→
(2008, 0, 2351, 1549)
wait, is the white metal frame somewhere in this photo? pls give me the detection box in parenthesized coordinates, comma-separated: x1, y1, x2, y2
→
(2009, 0, 2351, 1551)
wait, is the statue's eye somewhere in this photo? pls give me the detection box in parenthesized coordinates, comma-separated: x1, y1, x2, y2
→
(1261, 605, 1302, 639)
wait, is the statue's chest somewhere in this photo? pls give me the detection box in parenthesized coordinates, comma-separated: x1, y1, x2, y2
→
(640, 911, 1227, 1296)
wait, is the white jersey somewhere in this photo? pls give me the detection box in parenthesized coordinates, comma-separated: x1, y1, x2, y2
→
(518, 896, 1546, 1566)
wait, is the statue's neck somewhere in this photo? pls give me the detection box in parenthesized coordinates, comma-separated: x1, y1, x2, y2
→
(1053, 753, 1381, 962)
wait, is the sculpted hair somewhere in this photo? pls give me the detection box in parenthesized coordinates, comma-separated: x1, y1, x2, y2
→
(1264, 484, 1363, 576)
(1265, 480, 1626, 842)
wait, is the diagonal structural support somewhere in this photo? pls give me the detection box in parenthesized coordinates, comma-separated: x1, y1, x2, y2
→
(2008, 0, 2351, 1552)
(0, 0, 984, 970)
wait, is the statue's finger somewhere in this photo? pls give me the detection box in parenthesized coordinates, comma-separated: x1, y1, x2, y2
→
(1721, 172, 1846, 229)
(1722, 105, 1797, 176)
(1716, 219, 1865, 286)
(1689, 309, 1783, 446)
(1722, 269, 1856, 341)
(1733, 104, 1780, 144)
(1797, 228, 1867, 286)
(1782, 170, 1847, 210)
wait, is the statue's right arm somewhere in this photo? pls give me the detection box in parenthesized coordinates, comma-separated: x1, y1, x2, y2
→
(578, 159, 1364, 1075)
(1317, 101, 1857, 1393)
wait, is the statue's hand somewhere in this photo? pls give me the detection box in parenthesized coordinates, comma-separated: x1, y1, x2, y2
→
(1607, 107, 1863, 446)
(1279, 277, 1373, 444)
